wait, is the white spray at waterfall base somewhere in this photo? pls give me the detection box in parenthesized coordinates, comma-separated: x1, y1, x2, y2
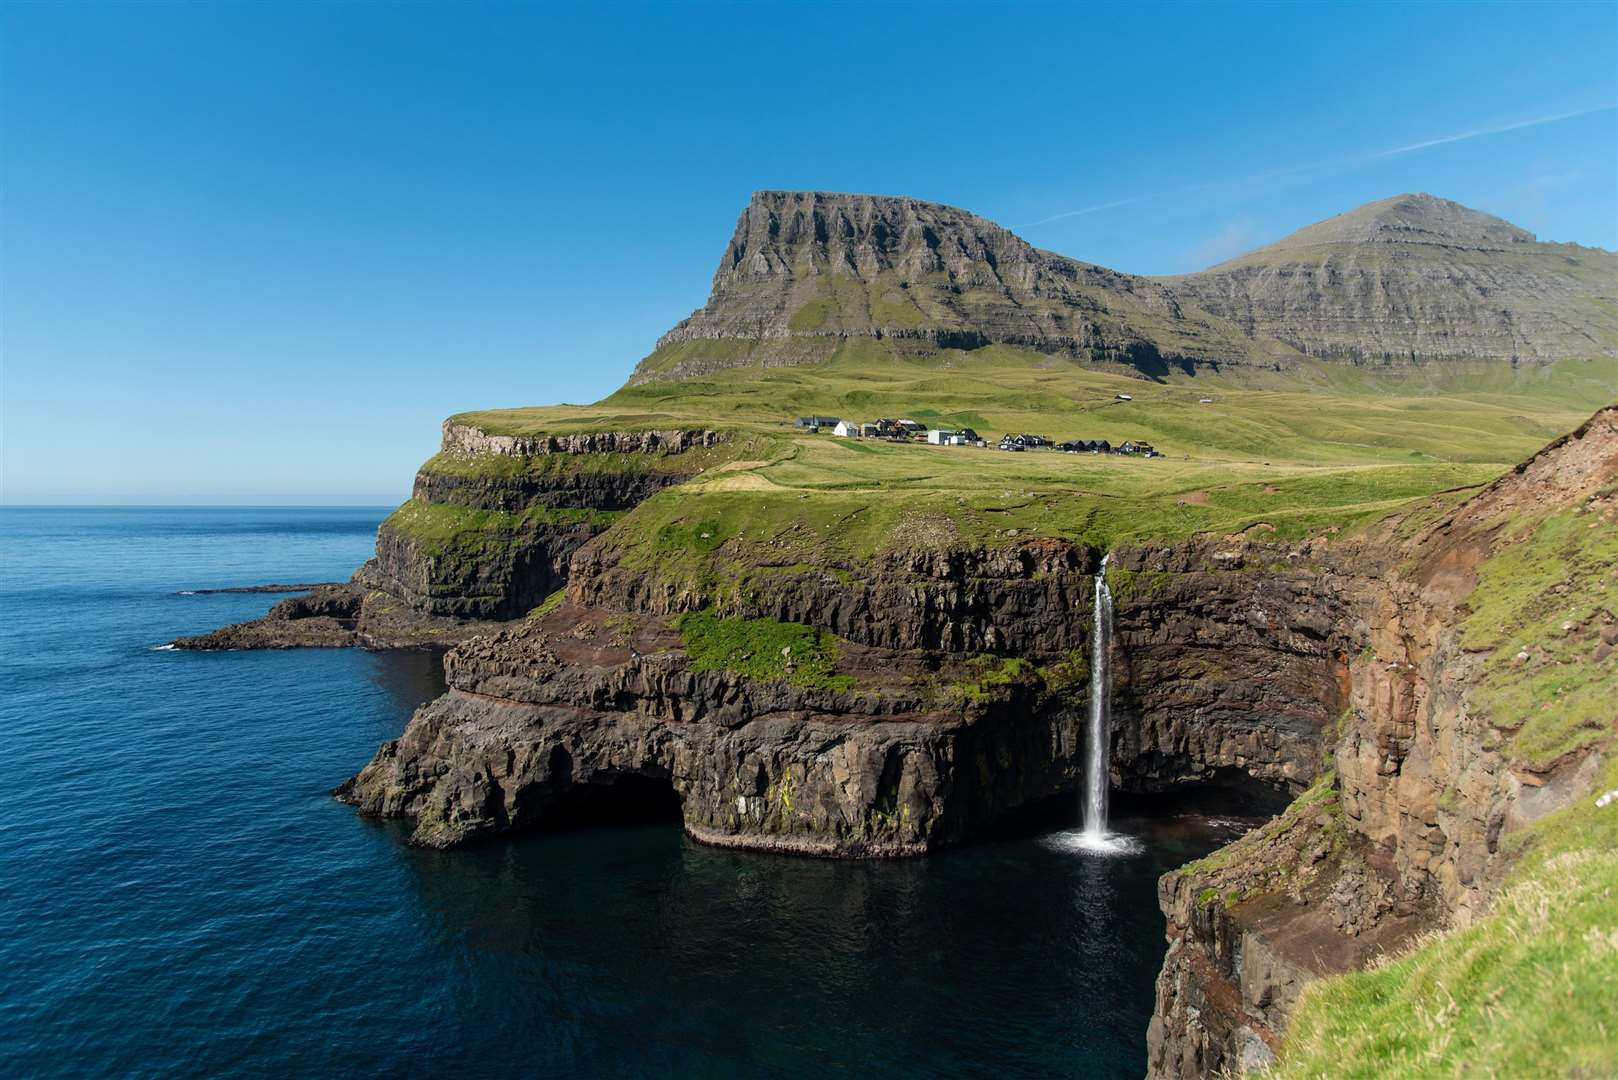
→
(1044, 554, 1142, 856)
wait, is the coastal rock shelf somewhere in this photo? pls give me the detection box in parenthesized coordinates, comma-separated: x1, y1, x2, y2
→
(335, 526, 1371, 856)
(331, 406, 1617, 1077)
(174, 185, 1618, 1077)
(335, 608, 1087, 855)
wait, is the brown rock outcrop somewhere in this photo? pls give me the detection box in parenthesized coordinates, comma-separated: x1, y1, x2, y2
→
(336, 607, 1086, 853)
(1143, 405, 1618, 1077)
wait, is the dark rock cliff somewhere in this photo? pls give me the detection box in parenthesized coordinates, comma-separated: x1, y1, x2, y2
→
(335, 605, 1086, 854)
(632, 190, 1265, 382)
(1144, 405, 1618, 1077)
(337, 526, 1362, 852)
(174, 424, 727, 648)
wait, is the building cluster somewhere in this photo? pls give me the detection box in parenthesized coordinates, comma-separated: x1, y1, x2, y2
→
(794, 416, 1157, 457)
(796, 416, 983, 444)
(996, 434, 1156, 456)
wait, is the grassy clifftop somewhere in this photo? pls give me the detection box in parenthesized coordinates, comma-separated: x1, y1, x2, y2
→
(445, 348, 1614, 596)
(456, 341, 1614, 461)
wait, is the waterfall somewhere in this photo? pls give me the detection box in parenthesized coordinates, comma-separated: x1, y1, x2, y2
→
(1040, 554, 1140, 857)
(1083, 554, 1113, 839)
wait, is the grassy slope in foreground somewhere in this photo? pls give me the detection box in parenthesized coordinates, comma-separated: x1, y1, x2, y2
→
(1272, 487, 1618, 1077)
(1274, 758, 1618, 1079)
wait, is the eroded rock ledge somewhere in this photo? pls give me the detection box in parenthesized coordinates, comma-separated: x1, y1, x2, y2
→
(335, 605, 1084, 853)
(174, 426, 731, 648)
(1145, 405, 1618, 1078)
(335, 529, 1362, 853)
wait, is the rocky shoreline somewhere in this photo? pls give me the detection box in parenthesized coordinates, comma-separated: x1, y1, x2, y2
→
(182, 405, 1618, 1077)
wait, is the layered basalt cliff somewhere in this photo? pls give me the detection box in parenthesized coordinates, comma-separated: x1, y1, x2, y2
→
(336, 605, 1087, 854)
(629, 190, 1618, 383)
(1144, 405, 1618, 1078)
(174, 425, 729, 649)
(354, 426, 727, 622)
(338, 527, 1365, 852)
(632, 190, 1270, 382)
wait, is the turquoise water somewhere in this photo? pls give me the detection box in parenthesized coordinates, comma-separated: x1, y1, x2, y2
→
(0, 508, 1261, 1078)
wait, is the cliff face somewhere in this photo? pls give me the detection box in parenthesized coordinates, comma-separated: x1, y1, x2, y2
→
(355, 425, 726, 622)
(173, 425, 729, 649)
(1145, 405, 1618, 1077)
(336, 606, 1086, 854)
(337, 528, 1362, 852)
(632, 190, 1266, 382)
(1163, 194, 1618, 366)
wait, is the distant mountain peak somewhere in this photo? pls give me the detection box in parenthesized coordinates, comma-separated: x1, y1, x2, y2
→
(1167, 194, 1616, 366)
(1245, 192, 1536, 258)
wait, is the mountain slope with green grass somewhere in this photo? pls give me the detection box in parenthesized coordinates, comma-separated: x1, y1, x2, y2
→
(1165, 193, 1618, 368)
(626, 190, 1618, 386)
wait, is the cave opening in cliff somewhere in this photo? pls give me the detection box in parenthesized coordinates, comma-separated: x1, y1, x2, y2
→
(538, 769, 684, 831)
(1114, 768, 1296, 820)
(965, 765, 1291, 853)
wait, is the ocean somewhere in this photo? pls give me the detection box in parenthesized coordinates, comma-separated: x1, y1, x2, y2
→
(0, 507, 1258, 1079)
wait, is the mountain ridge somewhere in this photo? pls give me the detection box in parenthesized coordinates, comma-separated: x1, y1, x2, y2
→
(630, 189, 1618, 383)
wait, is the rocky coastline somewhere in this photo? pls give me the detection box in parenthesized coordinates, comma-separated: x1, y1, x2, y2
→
(182, 402, 1618, 1076)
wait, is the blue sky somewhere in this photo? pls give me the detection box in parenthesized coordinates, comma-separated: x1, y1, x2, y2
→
(3, 2, 1615, 504)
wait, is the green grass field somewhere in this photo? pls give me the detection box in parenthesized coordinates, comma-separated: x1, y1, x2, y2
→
(442, 344, 1615, 585)
(456, 342, 1615, 466)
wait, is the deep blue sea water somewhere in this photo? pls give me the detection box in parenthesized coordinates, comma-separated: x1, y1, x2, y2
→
(0, 507, 1262, 1079)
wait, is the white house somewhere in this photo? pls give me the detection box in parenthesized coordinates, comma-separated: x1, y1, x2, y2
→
(927, 429, 962, 445)
(833, 419, 860, 438)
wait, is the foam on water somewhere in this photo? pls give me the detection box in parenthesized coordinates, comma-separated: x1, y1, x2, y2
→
(1042, 829, 1146, 856)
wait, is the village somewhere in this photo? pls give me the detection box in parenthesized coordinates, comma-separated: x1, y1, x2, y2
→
(793, 410, 1159, 458)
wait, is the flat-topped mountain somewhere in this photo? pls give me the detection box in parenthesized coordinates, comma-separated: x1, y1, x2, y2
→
(630, 190, 1618, 383)
(1163, 192, 1618, 365)
(633, 190, 1270, 382)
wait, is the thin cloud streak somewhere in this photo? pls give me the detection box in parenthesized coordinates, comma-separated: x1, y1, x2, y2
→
(1014, 195, 1156, 228)
(1368, 104, 1614, 160)
(1017, 104, 1617, 231)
